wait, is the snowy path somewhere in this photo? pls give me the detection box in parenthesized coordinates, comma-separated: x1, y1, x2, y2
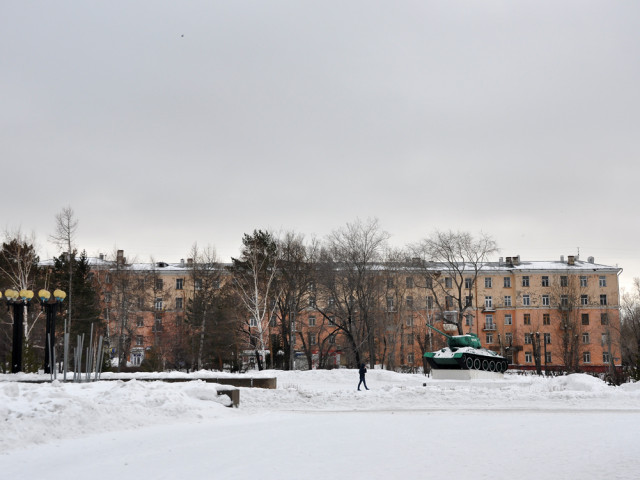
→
(1, 410, 638, 480)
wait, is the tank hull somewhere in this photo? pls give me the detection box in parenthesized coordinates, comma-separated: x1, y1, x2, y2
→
(424, 347, 509, 373)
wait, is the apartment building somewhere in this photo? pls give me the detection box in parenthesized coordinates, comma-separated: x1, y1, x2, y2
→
(90, 251, 621, 373)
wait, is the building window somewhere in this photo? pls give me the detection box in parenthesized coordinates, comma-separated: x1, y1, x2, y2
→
(543, 313, 550, 325)
(522, 276, 529, 287)
(406, 296, 414, 308)
(406, 334, 414, 345)
(560, 276, 568, 287)
(504, 295, 512, 307)
(582, 332, 590, 344)
(581, 313, 589, 325)
(406, 277, 414, 288)
(136, 316, 144, 327)
(155, 279, 163, 290)
(545, 352, 552, 363)
(426, 277, 433, 289)
(387, 278, 394, 288)
(427, 296, 434, 309)
(446, 296, 454, 309)
(504, 277, 511, 288)
(407, 353, 415, 364)
(308, 316, 316, 327)
(406, 315, 414, 327)
(445, 277, 453, 289)
(504, 314, 512, 325)
(309, 334, 317, 345)
(603, 352, 611, 364)
(309, 296, 316, 308)
(175, 297, 183, 310)
(583, 351, 591, 363)
(486, 333, 494, 344)
(561, 295, 569, 306)
(541, 276, 549, 287)
(465, 278, 473, 289)
(155, 298, 163, 310)
(544, 333, 551, 344)
(105, 293, 112, 303)
(485, 277, 492, 288)
(485, 314, 495, 330)
(599, 276, 607, 287)
(328, 334, 336, 345)
(386, 297, 395, 310)
(176, 278, 184, 290)
(194, 278, 202, 290)
(524, 313, 531, 325)
(485, 296, 493, 309)
(525, 352, 532, 363)
(601, 313, 609, 325)
(580, 276, 587, 287)
(524, 333, 532, 344)
(600, 294, 607, 306)
(136, 335, 143, 346)
(601, 333, 609, 346)
(522, 295, 530, 306)
(505, 332, 513, 345)
(465, 314, 473, 327)
(542, 295, 550, 306)
(105, 274, 112, 284)
(581, 295, 588, 306)
(250, 317, 258, 327)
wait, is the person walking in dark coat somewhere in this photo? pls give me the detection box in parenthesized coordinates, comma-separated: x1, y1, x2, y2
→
(358, 363, 369, 390)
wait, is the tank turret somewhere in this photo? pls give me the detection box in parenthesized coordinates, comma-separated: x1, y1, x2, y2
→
(424, 323, 508, 372)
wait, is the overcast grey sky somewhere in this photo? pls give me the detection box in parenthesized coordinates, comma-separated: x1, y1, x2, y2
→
(2, 1, 639, 290)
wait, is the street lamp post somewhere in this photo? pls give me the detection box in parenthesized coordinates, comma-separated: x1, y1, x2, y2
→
(39, 289, 67, 374)
(4, 288, 34, 373)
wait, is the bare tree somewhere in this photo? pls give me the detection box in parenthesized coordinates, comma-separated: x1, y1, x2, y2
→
(185, 244, 221, 370)
(0, 230, 44, 344)
(315, 218, 389, 367)
(230, 230, 280, 370)
(273, 232, 318, 370)
(49, 207, 78, 334)
(621, 278, 640, 380)
(411, 231, 498, 334)
(99, 250, 147, 371)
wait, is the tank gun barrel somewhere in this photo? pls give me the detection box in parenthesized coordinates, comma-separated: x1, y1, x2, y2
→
(426, 322, 453, 339)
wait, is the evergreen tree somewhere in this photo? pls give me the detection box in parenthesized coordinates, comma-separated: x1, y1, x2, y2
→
(49, 250, 102, 340)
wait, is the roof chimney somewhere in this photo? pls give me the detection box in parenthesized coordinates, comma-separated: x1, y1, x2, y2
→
(117, 250, 125, 265)
(568, 255, 575, 266)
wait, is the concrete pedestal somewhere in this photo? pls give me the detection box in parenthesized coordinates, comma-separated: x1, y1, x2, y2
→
(431, 369, 505, 380)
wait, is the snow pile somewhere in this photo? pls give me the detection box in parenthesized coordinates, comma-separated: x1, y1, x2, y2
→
(0, 378, 231, 453)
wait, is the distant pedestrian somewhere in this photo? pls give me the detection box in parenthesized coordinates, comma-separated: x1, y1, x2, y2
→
(358, 363, 369, 390)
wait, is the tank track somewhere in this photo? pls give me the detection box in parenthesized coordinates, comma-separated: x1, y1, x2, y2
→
(457, 353, 509, 373)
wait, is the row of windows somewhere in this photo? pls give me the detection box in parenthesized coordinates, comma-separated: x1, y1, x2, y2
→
(411, 274, 610, 290)
(483, 332, 612, 347)
(522, 351, 611, 364)
(483, 294, 608, 308)
(482, 312, 609, 327)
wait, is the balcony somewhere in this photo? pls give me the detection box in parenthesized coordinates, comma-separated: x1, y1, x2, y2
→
(483, 323, 496, 331)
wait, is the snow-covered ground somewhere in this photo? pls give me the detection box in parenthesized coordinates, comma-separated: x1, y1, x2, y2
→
(1, 369, 639, 479)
